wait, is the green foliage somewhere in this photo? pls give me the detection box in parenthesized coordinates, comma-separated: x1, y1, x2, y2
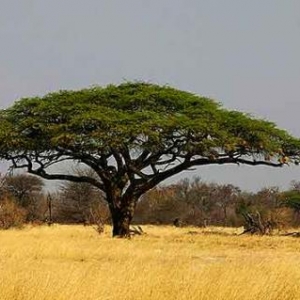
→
(1, 82, 299, 161)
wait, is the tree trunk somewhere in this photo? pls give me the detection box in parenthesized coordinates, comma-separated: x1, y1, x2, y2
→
(223, 206, 228, 226)
(109, 200, 136, 238)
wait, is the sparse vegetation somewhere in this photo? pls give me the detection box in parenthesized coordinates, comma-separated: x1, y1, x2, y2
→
(1, 173, 300, 231)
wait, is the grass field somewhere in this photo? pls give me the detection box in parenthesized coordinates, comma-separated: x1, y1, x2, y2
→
(1, 225, 300, 300)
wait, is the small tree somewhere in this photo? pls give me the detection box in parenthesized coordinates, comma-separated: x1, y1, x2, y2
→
(1, 82, 300, 237)
(173, 178, 215, 226)
(4, 174, 44, 220)
(281, 190, 300, 224)
(213, 184, 240, 226)
(57, 176, 107, 224)
(136, 185, 188, 225)
(0, 173, 27, 229)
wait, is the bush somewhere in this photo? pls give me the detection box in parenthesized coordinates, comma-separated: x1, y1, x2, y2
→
(0, 197, 27, 229)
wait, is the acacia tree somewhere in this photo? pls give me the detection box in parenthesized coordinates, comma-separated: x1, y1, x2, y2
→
(1, 82, 300, 237)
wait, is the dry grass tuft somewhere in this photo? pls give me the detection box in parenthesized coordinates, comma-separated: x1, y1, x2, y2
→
(1, 225, 300, 300)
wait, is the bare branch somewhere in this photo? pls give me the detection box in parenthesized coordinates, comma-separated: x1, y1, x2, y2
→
(110, 147, 125, 175)
(28, 168, 105, 190)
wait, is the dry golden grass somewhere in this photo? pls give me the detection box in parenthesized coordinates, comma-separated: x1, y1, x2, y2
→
(1, 225, 300, 300)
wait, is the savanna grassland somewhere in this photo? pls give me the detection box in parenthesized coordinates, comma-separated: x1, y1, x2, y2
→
(1, 225, 300, 300)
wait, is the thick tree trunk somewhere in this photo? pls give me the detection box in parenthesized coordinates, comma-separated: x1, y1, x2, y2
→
(109, 200, 136, 238)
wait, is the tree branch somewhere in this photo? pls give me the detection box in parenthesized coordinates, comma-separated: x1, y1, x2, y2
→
(133, 155, 284, 197)
(189, 156, 283, 168)
(6, 153, 106, 190)
(110, 147, 125, 175)
(29, 168, 105, 190)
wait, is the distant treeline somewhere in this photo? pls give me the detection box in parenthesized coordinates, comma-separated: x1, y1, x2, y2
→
(1, 173, 300, 229)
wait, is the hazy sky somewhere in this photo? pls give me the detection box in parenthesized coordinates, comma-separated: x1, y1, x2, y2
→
(1, 1, 300, 191)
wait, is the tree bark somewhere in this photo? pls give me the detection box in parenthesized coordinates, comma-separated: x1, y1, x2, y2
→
(223, 206, 228, 226)
(109, 199, 136, 237)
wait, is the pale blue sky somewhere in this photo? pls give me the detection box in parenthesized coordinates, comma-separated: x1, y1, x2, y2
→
(1, 1, 300, 191)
